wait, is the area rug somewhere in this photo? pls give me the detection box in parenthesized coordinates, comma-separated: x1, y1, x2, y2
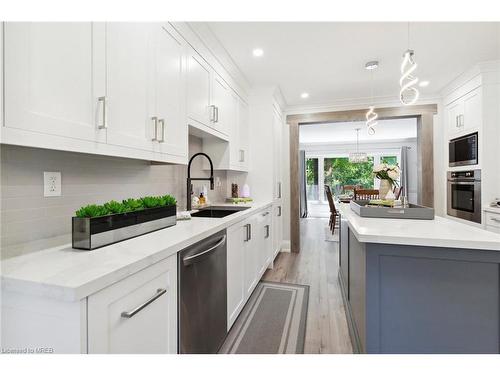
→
(219, 281, 309, 354)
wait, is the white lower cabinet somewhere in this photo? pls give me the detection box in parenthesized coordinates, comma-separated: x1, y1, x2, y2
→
(87, 255, 177, 354)
(226, 206, 273, 330)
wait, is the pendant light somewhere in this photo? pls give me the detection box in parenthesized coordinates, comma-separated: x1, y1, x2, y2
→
(349, 128, 368, 163)
(365, 61, 379, 135)
(400, 22, 419, 105)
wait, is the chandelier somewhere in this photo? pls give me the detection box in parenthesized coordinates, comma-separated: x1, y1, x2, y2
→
(349, 128, 368, 163)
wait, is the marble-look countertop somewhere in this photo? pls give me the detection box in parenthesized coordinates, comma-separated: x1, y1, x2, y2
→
(338, 203, 500, 251)
(484, 206, 500, 215)
(1, 202, 272, 302)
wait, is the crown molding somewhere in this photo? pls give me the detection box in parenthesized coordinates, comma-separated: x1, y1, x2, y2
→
(284, 93, 442, 116)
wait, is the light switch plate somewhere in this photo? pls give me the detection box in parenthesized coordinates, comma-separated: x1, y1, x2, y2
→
(44, 171, 61, 197)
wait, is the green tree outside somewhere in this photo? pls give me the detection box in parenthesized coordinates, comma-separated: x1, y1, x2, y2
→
(324, 157, 375, 191)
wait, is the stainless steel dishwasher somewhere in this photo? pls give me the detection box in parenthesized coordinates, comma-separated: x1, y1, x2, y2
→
(178, 230, 227, 353)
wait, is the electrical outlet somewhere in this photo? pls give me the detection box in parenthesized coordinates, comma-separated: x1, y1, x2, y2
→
(44, 172, 61, 197)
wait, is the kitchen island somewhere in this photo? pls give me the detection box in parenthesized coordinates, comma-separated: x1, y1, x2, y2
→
(337, 203, 500, 354)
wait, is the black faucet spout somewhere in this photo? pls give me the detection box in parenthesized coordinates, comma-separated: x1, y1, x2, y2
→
(186, 153, 215, 211)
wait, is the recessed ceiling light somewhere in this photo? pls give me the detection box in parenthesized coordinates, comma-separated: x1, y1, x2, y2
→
(300, 92, 309, 99)
(365, 61, 379, 70)
(419, 80, 430, 87)
(252, 48, 264, 57)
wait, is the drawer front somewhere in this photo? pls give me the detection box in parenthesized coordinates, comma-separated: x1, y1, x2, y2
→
(87, 255, 177, 354)
(485, 212, 500, 229)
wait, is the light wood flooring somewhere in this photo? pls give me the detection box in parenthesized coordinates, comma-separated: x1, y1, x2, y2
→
(262, 217, 353, 354)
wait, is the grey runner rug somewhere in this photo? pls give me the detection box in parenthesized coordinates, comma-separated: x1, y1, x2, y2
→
(219, 281, 309, 354)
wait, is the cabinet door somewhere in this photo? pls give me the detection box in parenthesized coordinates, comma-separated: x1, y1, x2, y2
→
(243, 217, 259, 297)
(256, 210, 272, 276)
(211, 74, 231, 136)
(228, 91, 240, 168)
(88, 255, 177, 354)
(272, 204, 283, 258)
(238, 99, 250, 169)
(463, 88, 482, 131)
(446, 100, 463, 135)
(226, 221, 247, 330)
(186, 49, 212, 126)
(154, 24, 188, 158)
(4, 22, 105, 142)
(273, 108, 283, 199)
(105, 23, 156, 152)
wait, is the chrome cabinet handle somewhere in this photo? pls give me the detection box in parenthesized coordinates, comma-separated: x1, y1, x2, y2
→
(215, 106, 219, 123)
(239, 149, 245, 163)
(98, 96, 107, 129)
(278, 206, 282, 217)
(244, 224, 250, 242)
(490, 217, 500, 223)
(265, 224, 270, 239)
(151, 117, 158, 141)
(121, 288, 166, 318)
(262, 211, 270, 217)
(183, 235, 226, 265)
(277, 182, 282, 199)
(209, 105, 216, 122)
(158, 119, 165, 143)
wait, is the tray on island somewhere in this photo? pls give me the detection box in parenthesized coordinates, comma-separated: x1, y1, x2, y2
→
(350, 200, 435, 220)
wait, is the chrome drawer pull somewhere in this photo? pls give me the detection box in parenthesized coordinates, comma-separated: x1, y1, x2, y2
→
(490, 217, 500, 223)
(151, 117, 158, 141)
(121, 288, 166, 318)
(98, 96, 107, 129)
(158, 119, 165, 143)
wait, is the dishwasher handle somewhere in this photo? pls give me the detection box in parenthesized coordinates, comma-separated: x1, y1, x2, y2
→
(182, 235, 226, 266)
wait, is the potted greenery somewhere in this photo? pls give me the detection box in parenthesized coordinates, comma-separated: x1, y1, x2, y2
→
(373, 164, 400, 199)
(72, 195, 177, 250)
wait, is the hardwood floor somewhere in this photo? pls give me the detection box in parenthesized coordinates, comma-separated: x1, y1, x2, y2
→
(262, 217, 353, 354)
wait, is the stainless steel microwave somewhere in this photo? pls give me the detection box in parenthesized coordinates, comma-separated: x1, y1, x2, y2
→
(449, 132, 478, 167)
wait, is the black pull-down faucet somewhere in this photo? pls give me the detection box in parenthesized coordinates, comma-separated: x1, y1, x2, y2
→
(186, 152, 214, 211)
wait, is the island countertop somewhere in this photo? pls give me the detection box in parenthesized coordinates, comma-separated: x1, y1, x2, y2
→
(337, 203, 500, 251)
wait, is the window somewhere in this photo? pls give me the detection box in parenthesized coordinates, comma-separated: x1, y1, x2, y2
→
(380, 155, 398, 165)
(306, 158, 319, 201)
(324, 157, 374, 199)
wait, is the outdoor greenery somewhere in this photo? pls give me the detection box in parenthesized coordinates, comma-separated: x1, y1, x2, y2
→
(306, 158, 318, 185)
(75, 195, 177, 218)
(380, 156, 398, 165)
(324, 157, 375, 190)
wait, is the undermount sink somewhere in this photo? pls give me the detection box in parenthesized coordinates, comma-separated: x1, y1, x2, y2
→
(191, 206, 250, 218)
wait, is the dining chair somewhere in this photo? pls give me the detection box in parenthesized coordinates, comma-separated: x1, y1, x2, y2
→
(343, 185, 360, 194)
(354, 188, 380, 200)
(324, 185, 339, 234)
(393, 186, 403, 200)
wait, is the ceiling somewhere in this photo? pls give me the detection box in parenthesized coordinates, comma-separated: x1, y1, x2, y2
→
(207, 22, 500, 107)
(299, 118, 417, 144)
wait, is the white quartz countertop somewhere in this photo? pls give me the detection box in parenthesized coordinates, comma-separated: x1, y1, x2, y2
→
(1, 201, 272, 302)
(338, 203, 500, 251)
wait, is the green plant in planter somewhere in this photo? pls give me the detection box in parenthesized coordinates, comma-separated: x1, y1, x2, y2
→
(75, 194, 177, 218)
(104, 200, 127, 214)
(75, 204, 108, 218)
(122, 198, 144, 212)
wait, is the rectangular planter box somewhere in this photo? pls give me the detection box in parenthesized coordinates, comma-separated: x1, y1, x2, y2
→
(72, 205, 177, 250)
(350, 200, 435, 220)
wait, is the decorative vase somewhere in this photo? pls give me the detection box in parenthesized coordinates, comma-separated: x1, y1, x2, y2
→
(379, 179, 393, 199)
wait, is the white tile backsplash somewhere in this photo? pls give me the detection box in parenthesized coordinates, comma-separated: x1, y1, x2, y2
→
(0, 135, 230, 258)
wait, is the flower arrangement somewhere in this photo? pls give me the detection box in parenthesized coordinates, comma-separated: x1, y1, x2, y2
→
(373, 163, 400, 186)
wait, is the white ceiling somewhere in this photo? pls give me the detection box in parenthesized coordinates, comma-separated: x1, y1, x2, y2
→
(299, 118, 417, 144)
(207, 22, 500, 107)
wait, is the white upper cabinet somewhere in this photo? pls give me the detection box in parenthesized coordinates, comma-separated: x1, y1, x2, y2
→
(105, 23, 156, 152)
(186, 49, 212, 127)
(3, 22, 106, 142)
(153, 24, 188, 158)
(446, 87, 482, 136)
(211, 74, 232, 136)
(238, 99, 250, 170)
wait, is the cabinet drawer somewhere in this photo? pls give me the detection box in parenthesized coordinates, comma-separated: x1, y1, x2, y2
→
(485, 212, 500, 229)
(87, 255, 177, 354)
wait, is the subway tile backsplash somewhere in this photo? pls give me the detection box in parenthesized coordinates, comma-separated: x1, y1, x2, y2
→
(1, 136, 228, 258)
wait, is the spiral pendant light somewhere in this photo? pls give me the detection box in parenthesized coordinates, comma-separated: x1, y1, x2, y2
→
(400, 23, 420, 105)
(365, 61, 378, 135)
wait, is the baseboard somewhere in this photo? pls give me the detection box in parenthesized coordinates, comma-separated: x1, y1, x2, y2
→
(280, 240, 291, 253)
